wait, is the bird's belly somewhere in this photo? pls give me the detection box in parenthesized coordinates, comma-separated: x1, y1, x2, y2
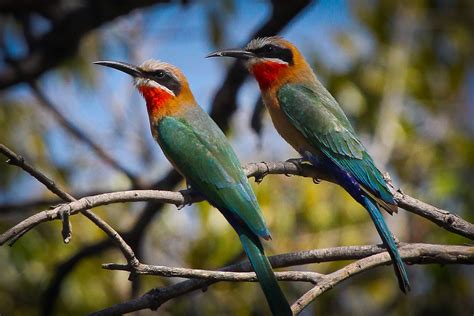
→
(265, 99, 314, 155)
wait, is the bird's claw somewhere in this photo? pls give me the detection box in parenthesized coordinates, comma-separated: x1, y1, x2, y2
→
(286, 157, 305, 165)
(285, 157, 305, 177)
(254, 175, 265, 183)
(177, 202, 191, 210)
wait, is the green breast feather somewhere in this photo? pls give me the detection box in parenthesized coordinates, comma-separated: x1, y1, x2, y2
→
(277, 83, 395, 205)
(156, 108, 270, 238)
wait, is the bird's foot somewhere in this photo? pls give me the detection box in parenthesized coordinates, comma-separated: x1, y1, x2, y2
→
(178, 187, 199, 210)
(286, 157, 305, 165)
(285, 157, 309, 177)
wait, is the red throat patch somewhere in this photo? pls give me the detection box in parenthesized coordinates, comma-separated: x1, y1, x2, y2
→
(250, 61, 287, 90)
(138, 86, 173, 118)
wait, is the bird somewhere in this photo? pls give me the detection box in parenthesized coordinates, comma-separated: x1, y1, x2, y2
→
(94, 59, 291, 315)
(207, 36, 411, 293)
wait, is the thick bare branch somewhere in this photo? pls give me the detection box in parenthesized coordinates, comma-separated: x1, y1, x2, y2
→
(394, 193, 474, 240)
(2, 160, 473, 246)
(0, 189, 193, 245)
(244, 161, 474, 240)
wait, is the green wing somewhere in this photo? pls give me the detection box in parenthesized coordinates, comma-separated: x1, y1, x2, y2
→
(156, 108, 270, 238)
(277, 83, 395, 205)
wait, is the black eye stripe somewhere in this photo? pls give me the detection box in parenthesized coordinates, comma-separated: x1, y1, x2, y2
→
(146, 70, 167, 79)
(252, 44, 276, 55)
(143, 69, 182, 96)
(249, 44, 294, 65)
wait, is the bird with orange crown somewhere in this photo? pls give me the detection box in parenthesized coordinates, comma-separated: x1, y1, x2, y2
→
(208, 36, 411, 294)
(94, 59, 291, 316)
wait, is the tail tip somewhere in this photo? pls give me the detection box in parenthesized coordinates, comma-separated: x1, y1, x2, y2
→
(400, 280, 411, 294)
(259, 228, 272, 240)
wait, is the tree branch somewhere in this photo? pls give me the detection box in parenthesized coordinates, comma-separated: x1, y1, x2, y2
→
(102, 242, 472, 283)
(91, 243, 474, 315)
(1, 159, 473, 246)
(0, 144, 139, 267)
(291, 243, 474, 314)
(102, 263, 324, 284)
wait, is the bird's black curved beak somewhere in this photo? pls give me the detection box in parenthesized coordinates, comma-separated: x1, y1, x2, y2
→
(93, 60, 143, 77)
(206, 49, 256, 60)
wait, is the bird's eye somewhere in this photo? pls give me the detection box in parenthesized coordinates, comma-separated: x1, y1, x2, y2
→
(155, 71, 166, 79)
(265, 45, 274, 52)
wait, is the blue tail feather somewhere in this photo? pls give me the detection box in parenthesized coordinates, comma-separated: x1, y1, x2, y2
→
(305, 152, 410, 292)
(224, 212, 291, 316)
(362, 196, 411, 293)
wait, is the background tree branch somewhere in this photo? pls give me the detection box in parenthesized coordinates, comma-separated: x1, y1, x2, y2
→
(0, 0, 180, 89)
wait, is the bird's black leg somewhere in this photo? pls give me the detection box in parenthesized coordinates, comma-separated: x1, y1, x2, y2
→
(300, 151, 322, 184)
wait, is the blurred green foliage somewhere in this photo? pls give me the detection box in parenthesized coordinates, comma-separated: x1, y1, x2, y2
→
(0, 1, 473, 315)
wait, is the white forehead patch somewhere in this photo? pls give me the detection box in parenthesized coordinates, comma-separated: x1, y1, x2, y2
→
(139, 59, 179, 73)
(245, 36, 283, 51)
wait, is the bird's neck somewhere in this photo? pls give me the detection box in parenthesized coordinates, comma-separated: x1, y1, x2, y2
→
(250, 61, 288, 91)
(139, 86, 174, 119)
(250, 59, 315, 92)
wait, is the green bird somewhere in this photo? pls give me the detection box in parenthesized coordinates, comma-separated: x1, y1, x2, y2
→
(94, 59, 291, 316)
(208, 36, 411, 293)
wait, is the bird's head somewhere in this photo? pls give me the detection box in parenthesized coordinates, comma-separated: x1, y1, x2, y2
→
(94, 59, 194, 119)
(207, 36, 311, 90)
